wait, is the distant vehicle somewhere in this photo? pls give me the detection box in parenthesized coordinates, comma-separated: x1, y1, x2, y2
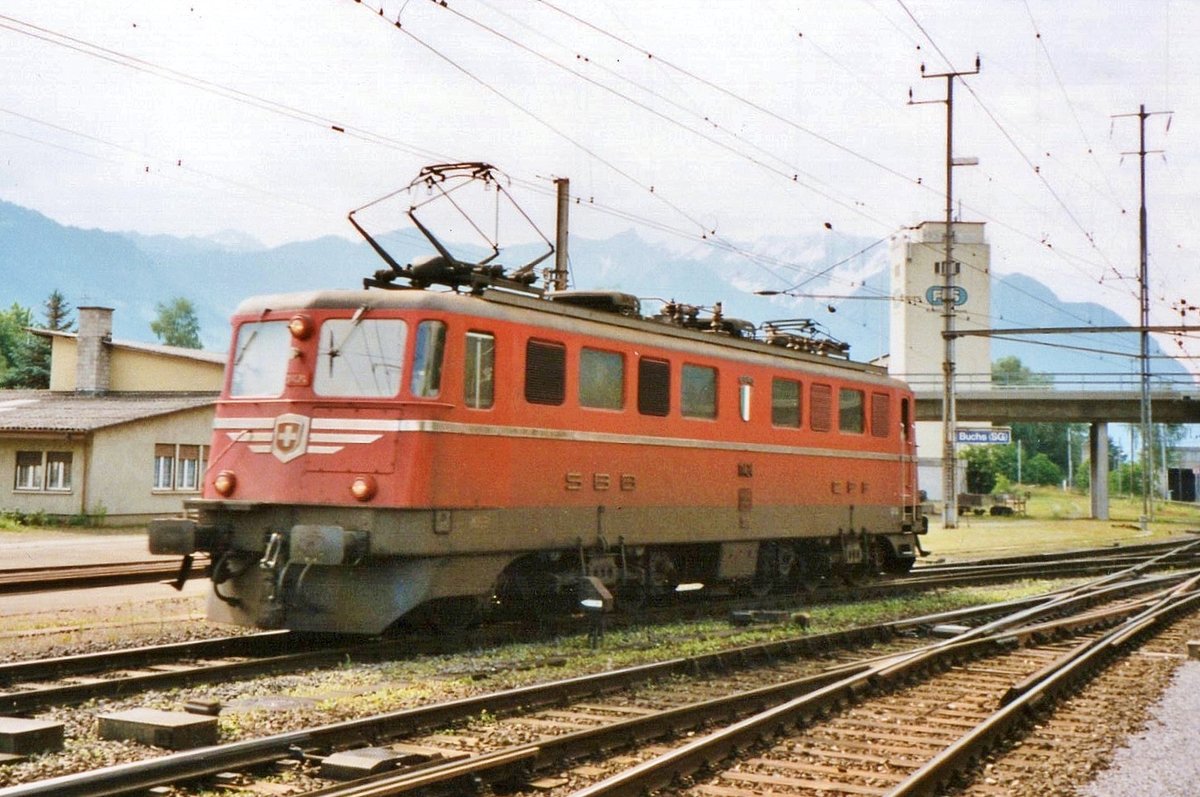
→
(150, 164, 927, 633)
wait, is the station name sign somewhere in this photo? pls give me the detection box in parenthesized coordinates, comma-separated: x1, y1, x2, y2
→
(956, 427, 1012, 445)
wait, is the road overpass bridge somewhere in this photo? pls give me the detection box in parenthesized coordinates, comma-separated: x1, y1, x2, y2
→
(904, 375, 1200, 520)
(913, 389, 1200, 424)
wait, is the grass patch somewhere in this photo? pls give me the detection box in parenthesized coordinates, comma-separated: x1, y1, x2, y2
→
(924, 486, 1200, 563)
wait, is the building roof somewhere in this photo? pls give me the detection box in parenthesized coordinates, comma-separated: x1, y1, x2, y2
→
(0, 390, 217, 434)
(33, 329, 227, 366)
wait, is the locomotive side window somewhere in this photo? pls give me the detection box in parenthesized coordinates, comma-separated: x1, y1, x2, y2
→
(771, 378, 802, 427)
(579, 348, 624, 410)
(901, 397, 912, 443)
(810, 383, 832, 432)
(871, 392, 891, 438)
(314, 318, 406, 397)
(637, 357, 670, 416)
(410, 320, 447, 397)
(229, 320, 291, 397)
(525, 339, 566, 405)
(464, 331, 495, 409)
(739, 381, 752, 422)
(839, 388, 865, 434)
(681, 364, 717, 419)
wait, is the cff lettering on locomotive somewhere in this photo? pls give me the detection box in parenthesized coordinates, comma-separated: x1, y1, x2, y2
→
(149, 164, 928, 634)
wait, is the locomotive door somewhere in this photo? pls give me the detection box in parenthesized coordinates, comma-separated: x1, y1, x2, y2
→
(900, 396, 917, 517)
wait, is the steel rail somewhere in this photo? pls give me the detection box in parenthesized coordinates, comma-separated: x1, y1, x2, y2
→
(0, 558, 207, 594)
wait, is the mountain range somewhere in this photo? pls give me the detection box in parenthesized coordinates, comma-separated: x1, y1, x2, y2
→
(0, 199, 1187, 385)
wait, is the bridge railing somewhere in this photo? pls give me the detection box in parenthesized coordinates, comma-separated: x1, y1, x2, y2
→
(899, 372, 1200, 392)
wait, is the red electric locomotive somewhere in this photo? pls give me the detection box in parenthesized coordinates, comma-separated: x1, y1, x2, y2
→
(150, 164, 927, 634)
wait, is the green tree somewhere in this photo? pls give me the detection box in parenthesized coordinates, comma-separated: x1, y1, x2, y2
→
(0, 293, 77, 388)
(151, 297, 202, 349)
(0, 303, 31, 376)
(962, 446, 998, 494)
(991, 355, 1052, 388)
(1024, 453, 1064, 486)
(43, 291, 74, 333)
(991, 356, 1090, 477)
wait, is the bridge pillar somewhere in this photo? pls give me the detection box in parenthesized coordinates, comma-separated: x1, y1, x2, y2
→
(1090, 422, 1109, 520)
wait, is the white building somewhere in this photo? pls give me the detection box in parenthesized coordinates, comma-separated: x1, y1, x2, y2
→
(888, 221, 992, 500)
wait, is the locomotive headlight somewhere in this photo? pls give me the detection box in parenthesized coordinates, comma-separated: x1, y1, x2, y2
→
(213, 470, 238, 496)
(288, 313, 315, 340)
(350, 475, 378, 501)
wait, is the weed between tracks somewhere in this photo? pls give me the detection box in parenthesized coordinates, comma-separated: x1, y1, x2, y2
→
(291, 579, 1073, 717)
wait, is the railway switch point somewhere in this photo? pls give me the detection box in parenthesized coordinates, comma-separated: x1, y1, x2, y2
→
(931, 623, 972, 638)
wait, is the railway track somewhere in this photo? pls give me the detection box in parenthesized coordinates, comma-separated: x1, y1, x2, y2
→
(2, 556, 1195, 797)
(3, 538, 1194, 717)
(0, 558, 205, 594)
(2, 538, 1194, 599)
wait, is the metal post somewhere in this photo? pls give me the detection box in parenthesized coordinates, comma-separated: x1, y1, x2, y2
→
(911, 57, 979, 528)
(1113, 103, 1170, 526)
(552, 177, 570, 292)
(1138, 105, 1152, 525)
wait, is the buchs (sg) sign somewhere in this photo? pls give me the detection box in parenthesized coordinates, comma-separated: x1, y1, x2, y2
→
(956, 427, 1012, 445)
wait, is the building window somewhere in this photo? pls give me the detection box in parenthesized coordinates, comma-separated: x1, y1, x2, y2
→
(839, 388, 865, 434)
(771, 378, 802, 428)
(525, 339, 566, 405)
(580, 348, 624, 410)
(154, 444, 206, 492)
(637, 357, 670, 416)
(681, 364, 717, 419)
(464, 331, 495, 409)
(176, 445, 203, 490)
(14, 450, 72, 492)
(410, 320, 447, 398)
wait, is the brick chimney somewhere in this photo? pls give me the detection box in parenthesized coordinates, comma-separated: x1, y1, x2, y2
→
(76, 306, 113, 395)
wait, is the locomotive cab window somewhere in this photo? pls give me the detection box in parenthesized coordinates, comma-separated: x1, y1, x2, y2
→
(229, 320, 291, 397)
(839, 388, 865, 434)
(315, 318, 406, 397)
(637, 357, 670, 416)
(410, 320, 447, 398)
(771, 378, 802, 428)
(464, 331, 495, 409)
(525, 339, 566, 405)
(681, 363, 717, 419)
(580, 347, 624, 410)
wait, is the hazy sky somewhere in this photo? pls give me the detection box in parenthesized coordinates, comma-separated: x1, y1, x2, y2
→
(2, 2, 1197, 352)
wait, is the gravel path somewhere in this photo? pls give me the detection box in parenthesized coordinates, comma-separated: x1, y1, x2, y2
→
(1079, 659, 1200, 797)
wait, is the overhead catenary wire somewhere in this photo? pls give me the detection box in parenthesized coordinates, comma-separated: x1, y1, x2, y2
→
(3, 4, 1189, 368)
